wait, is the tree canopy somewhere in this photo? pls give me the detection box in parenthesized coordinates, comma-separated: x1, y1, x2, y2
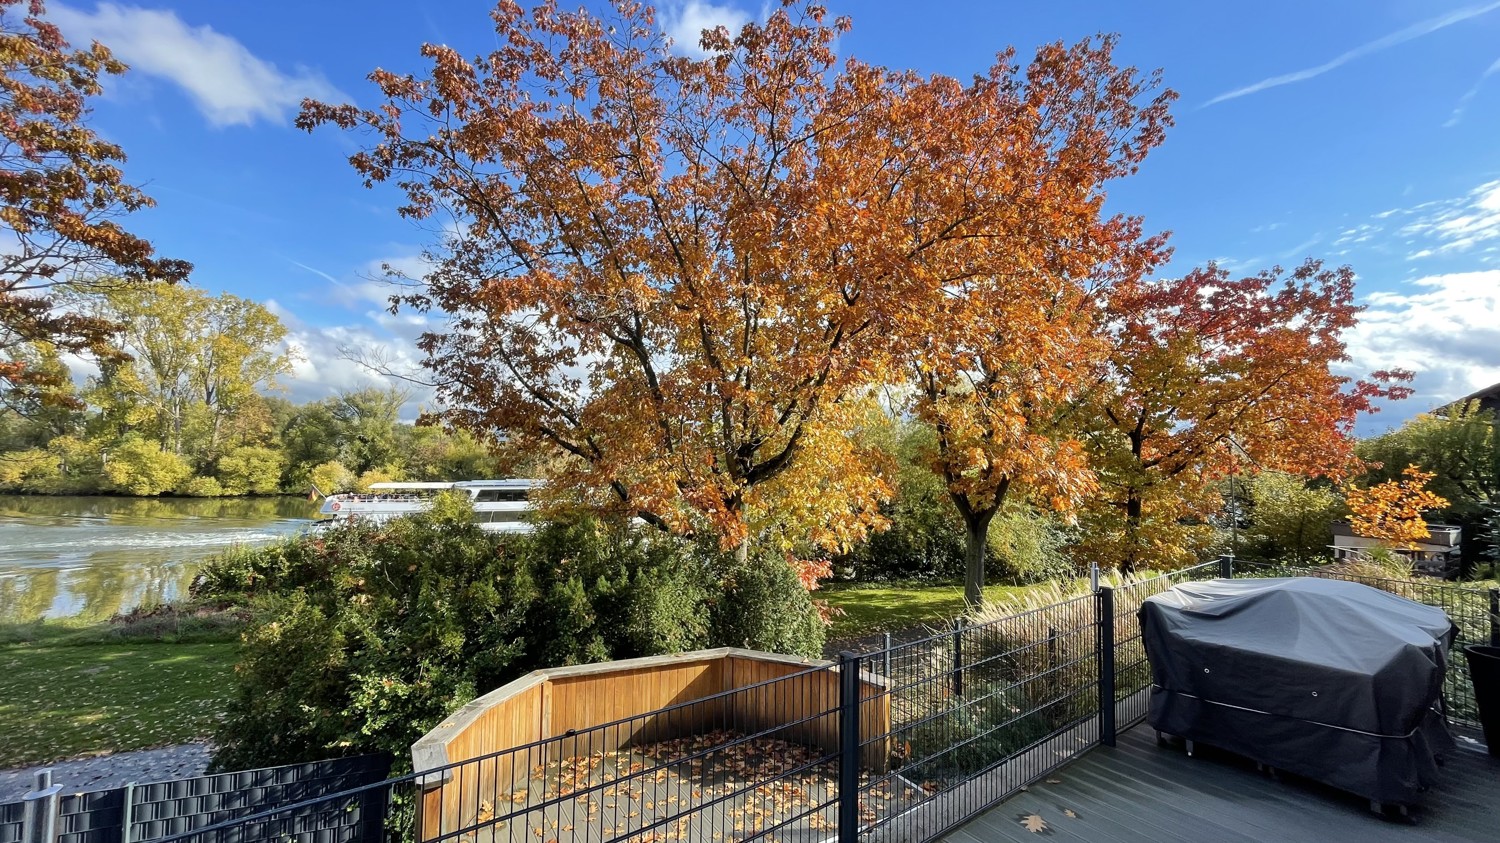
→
(300, 1, 1177, 563)
(0, 0, 190, 415)
(1077, 260, 1412, 570)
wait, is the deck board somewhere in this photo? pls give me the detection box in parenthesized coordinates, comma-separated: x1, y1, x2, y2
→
(943, 726, 1499, 843)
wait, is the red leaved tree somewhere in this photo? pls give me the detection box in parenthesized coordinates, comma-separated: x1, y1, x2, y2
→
(1081, 260, 1412, 570)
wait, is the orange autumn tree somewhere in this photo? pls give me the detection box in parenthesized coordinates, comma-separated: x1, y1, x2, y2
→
(1081, 260, 1412, 570)
(0, 0, 190, 416)
(904, 37, 1175, 607)
(1345, 465, 1449, 550)
(299, 1, 1142, 559)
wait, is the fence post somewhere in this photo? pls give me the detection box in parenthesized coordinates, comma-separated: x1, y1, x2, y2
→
(120, 783, 134, 843)
(883, 632, 892, 680)
(21, 770, 61, 843)
(838, 651, 862, 843)
(951, 618, 964, 699)
(1490, 588, 1499, 647)
(1217, 554, 1234, 579)
(1097, 587, 1117, 748)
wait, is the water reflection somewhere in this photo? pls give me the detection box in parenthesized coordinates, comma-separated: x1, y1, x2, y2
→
(0, 495, 315, 622)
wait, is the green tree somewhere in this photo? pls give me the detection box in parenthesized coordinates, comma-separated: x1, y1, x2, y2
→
(75, 282, 293, 459)
(329, 388, 406, 474)
(102, 435, 191, 495)
(1357, 403, 1498, 567)
(1239, 471, 1343, 565)
(216, 446, 285, 495)
(308, 460, 355, 495)
(1358, 404, 1497, 518)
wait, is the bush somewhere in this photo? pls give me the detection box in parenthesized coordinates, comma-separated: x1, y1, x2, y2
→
(103, 437, 192, 496)
(199, 506, 827, 769)
(178, 476, 225, 497)
(711, 547, 826, 658)
(216, 446, 285, 495)
(208, 495, 535, 769)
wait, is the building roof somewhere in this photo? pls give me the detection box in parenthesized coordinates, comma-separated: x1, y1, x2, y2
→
(943, 726, 1496, 843)
(1436, 381, 1500, 416)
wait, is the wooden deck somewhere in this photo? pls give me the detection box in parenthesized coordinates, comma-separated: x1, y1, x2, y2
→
(943, 726, 1498, 843)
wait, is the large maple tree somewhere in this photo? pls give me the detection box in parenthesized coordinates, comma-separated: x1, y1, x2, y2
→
(1082, 260, 1412, 570)
(299, 1, 1166, 557)
(904, 37, 1174, 607)
(0, 0, 190, 414)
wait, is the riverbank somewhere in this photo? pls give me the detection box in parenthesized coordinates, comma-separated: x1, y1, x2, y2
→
(0, 609, 242, 768)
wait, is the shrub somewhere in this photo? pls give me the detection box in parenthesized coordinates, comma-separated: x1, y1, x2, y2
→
(711, 547, 826, 658)
(898, 684, 1057, 784)
(216, 446, 285, 495)
(178, 476, 225, 497)
(209, 496, 535, 769)
(200, 506, 826, 769)
(103, 437, 192, 496)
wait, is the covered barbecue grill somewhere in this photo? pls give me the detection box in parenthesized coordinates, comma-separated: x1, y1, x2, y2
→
(1139, 577, 1457, 806)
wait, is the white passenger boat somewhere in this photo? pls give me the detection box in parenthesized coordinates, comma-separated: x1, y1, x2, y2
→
(316, 479, 538, 532)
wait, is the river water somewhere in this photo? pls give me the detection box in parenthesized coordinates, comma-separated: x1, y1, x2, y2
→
(0, 495, 317, 623)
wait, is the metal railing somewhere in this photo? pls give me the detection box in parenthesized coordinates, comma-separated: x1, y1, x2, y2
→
(139, 560, 1489, 843)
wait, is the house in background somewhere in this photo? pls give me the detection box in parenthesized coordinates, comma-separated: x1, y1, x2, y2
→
(1436, 381, 1500, 417)
(1330, 521, 1462, 576)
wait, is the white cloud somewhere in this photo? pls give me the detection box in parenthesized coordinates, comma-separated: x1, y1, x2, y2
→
(1446, 55, 1500, 127)
(660, 1, 752, 57)
(1399, 179, 1500, 257)
(266, 301, 437, 415)
(1205, 1, 1500, 107)
(50, 3, 344, 127)
(1345, 270, 1500, 427)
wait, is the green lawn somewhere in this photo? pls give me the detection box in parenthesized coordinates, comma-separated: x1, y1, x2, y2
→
(0, 615, 241, 768)
(819, 580, 1036, 641)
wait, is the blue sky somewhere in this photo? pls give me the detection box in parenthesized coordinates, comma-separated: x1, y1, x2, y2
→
(43, 0, 1500, 432)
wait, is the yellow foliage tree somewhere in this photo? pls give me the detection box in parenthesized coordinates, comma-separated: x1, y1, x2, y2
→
(1344, 465, 1449, 550)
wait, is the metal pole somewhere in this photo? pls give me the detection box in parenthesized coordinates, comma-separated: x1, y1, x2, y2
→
(1090, 562, 1100, 593)
(22, 770, 61, 843)
(1098, 587, 1117, 747)
(952, 618, 964, 699)
(1490, 588, 1499, 647)
(882, 632, 892, 680)
(837, 651, 862, 842)
(120, 783, 134, 843)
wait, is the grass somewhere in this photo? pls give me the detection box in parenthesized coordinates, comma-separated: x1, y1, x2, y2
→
(0, 605, 244, 768)
(819, 580, 1037, 641)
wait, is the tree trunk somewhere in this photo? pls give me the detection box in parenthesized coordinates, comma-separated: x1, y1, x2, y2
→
(1122, 491, 1142, 573)
(733, 538, 750, 566)
(962, 508, 998, 610)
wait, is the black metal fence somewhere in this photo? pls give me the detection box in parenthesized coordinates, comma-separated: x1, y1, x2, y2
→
(124, 561, 1493, 843)
(2, 756, 392, 843)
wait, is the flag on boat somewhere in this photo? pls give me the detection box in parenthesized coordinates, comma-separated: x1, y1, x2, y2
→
(307, 483, 323, 501)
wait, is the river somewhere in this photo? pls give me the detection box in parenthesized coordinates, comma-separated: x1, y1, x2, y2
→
(0, 495, 317, 623)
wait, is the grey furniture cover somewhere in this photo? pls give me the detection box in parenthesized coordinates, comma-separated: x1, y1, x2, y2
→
(1139, 577, 1457, 804)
